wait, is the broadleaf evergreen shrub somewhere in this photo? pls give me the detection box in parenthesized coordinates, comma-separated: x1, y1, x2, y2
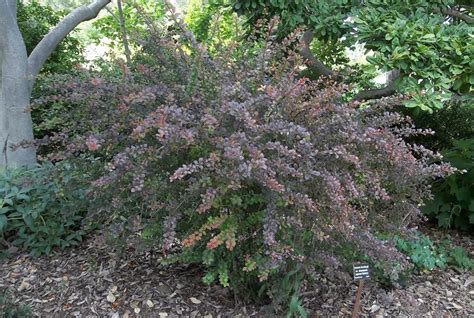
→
(422, 139, 474, 230)
(37, 17, 455, 312)
(0, 164, 87, 256)
(406, 103, 474, 230)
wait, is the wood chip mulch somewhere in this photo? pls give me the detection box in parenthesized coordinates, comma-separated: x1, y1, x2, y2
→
(1, 227, 473, 317)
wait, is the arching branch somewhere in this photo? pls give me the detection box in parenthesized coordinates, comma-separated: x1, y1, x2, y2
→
(353, 69, 401, 101)
(300, 30, 335, 79)
(438, 8, 474, 24)
(299, 30, 401, 100)
(27, 0, 111, 86)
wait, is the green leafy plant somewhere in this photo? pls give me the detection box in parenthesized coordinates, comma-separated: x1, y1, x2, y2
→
(0, 288, 32, 318)
(219, 0, 473, 111)
(402, 101, 474, 231)
(394, 235, 447, 271)
(445, 246, 473, 269)
(90, 0, 165, 51)
(355, 0, 473, 111)
(423, 138, 474, 230)
(394, 234, 474, 271)
(0, 164, 87, 256)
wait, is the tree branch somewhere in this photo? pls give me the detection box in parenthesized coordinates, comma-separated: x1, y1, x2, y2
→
(117, 0, 132, 65)
(299, 30, 400, 100)
(27, 0, 111, 85)
(299, 30, 336, 79)
(353, 69, 401, 101)
(435, 8, 473, 24)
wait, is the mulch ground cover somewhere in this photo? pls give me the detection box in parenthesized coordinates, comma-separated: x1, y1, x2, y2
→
(1, 225, 473, 317)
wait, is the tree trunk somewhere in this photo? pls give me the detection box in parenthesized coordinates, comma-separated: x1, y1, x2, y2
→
(0, 0, 36, 167)
(117, 0, 132, 65)
(0, 0, 111, 168)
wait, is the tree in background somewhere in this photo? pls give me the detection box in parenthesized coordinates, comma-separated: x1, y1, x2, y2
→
(36, 0, 90, 11)
(0, 0, 110, 167)
(90, 0, 165, 55)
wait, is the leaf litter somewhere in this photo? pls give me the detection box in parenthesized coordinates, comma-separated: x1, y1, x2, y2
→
(0, 226, 472, 317)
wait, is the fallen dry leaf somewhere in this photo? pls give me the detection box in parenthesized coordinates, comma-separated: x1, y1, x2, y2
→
(450, 303, 462, 310)
(370, 304, 381, 313)
(106, 292, 116, 303)
(18, 280, 31, 291)
(464, 276, 474, 288)
(190, 297, 202, 304)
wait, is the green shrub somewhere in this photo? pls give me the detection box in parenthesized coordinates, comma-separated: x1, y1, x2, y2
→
(403, 103, 474, 231)
(394, 234, 447, 271)
(0, 164, 87, 256)
(0, 288, 31, 318)
(407, 103, 474, 152)
(32, 70, 126, 142)
(422, 138, 474, 230)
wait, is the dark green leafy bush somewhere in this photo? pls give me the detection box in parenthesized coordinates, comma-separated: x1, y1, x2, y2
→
(0, 288, 31, 318)
(407, 103, 474, 152)
(422, 139, 474, 230)
(0, 164, 87, 256)
(396, 103, 474, 230)
(402, 103, 474, 231)
(37, 17, 455, 313)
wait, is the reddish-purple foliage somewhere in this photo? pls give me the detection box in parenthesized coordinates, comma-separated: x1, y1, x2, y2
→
(34, 21, 455, 295)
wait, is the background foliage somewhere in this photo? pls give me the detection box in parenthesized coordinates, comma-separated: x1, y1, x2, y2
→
(220, 0, 474, 111)
(17, 0, 84, 74)
(407, 103, 474, 230)
(90, 0, 165, 52)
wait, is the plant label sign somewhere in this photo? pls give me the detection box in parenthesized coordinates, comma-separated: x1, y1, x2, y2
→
(353, 264, 370, 281)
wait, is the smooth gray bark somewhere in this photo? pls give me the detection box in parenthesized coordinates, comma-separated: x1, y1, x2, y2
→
(0, 0, 36, 167)
(0, 0, 110, 167)
(28, 0, 111, 87)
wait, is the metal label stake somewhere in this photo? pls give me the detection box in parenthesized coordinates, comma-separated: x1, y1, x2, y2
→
(352, 264, 370, 318)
